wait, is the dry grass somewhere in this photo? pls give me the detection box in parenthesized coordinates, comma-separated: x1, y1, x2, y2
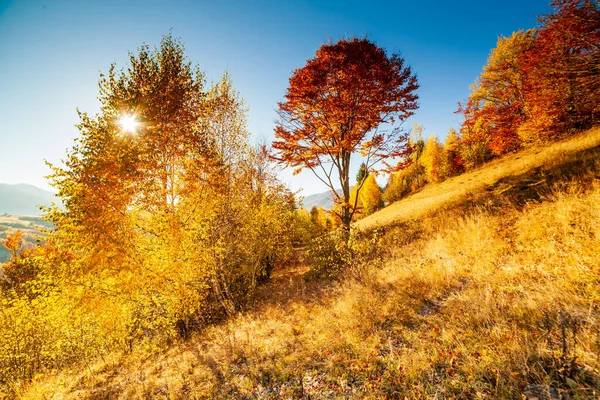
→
(19, 128, 600, 399)
(23, 178, 600, 399)
(357, 126, 600, 231)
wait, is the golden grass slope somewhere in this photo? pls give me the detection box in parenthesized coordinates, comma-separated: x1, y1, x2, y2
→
(356, 126, 600, 231)
(21, 130, 600, 399)
(25, 179, 600, 398)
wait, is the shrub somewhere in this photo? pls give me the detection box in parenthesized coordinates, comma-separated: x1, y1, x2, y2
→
(305, 229, 383, 281)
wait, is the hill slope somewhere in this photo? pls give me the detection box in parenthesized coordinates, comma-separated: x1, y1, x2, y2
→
(357, 127, 600, 230)
(0, 183, 56, 216)
(302, 189, 340, 210)
(19, 128, 600, 399)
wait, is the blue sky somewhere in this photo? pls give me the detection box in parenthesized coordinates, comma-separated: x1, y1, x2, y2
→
(0, 0, 551, 196)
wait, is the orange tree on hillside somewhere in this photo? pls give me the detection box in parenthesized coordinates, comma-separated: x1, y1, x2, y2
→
(458, 29, 536, 157)
(42, 34, 297, 347)
(272, 37, 419, 232)
(459, 0, 599, 165)
(521, 0, 600, 138)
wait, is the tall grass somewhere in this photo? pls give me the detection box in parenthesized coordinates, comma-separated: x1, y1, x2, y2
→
(17, 128, 600, 398)
(22, 174, 600, 398)
(357, 126, 600, 231)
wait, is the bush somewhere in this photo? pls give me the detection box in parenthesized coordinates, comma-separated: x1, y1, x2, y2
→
(305, 231, 349, 280)
(460, 139, 492, 169)
(0, 277, 110, 393)
(305, 229, 383, 281)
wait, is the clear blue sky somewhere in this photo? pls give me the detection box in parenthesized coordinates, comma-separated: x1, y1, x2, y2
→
(0, 0, 551, 196)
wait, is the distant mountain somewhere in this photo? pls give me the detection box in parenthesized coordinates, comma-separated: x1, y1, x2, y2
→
(301, 189, 341, 210)
(0, 184, 57, 215)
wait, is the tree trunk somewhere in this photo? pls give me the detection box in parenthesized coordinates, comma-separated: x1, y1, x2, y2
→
(340, 150, 352, 237)
(341, 206, 351, 236)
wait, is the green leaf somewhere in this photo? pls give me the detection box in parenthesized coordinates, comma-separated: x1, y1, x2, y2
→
(565, 377, 578, 389)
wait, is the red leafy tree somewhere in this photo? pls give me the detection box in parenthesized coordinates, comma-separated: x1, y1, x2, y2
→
(272, 38, 419, 232)
(458, 30, 536, 156)
(521, 0, 600, 138)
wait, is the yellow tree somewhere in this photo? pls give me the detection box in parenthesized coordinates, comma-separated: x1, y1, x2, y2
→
(349, 173, 383, 218)
(44, 34, 217, 342)
(310, 206, 330, 232)
(421, 136, 444, 183)
(46, 35, 211, 271)
(359, 174, 383, 216)
(45, 34, 296, 343)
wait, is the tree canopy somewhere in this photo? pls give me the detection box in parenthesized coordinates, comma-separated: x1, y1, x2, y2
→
(272, 37, 419, 231)
(459, 0, 599, 160)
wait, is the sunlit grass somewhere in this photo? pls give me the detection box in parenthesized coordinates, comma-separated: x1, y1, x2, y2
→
(357, 126, 600, 231)
(16, 126, 600, 399)
(20, 128, 600, 399)
(27, 181, 600, 398)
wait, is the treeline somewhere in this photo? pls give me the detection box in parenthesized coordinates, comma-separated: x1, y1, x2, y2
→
(459, 0, 599, 159)
(385, 0, 599, 204)
(383, 124, 463, 203)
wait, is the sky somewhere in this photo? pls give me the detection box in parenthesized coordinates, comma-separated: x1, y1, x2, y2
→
(0, 0, 552, 196)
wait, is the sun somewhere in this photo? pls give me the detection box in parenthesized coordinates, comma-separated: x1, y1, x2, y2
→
(118, 114, 139, 133)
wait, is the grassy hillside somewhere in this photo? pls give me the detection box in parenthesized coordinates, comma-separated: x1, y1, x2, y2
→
(357, 127, 600, 231)
(18, 129, 600, 399)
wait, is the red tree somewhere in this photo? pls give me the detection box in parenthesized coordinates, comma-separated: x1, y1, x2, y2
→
(521, 0, 600, 138)
(272, 38, 419, 232)
(458, 30, 536, 156)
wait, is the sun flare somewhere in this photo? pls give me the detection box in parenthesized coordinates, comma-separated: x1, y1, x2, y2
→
(118, 114, 139, 133)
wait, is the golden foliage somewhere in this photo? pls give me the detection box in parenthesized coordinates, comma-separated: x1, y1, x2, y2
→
(421, 136, 444, 183)
(0, 35, 299, 395)
(21, 158, 600, 399)
(350, 174, 383, 218)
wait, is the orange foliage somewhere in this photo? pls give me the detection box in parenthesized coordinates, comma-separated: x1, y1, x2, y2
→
(459, 0, 599, 161)
(2, 230, 23, 259)
(458, 30, 536, 156)
(272, 37, 419, 231)
(521, 0, 600, 138)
